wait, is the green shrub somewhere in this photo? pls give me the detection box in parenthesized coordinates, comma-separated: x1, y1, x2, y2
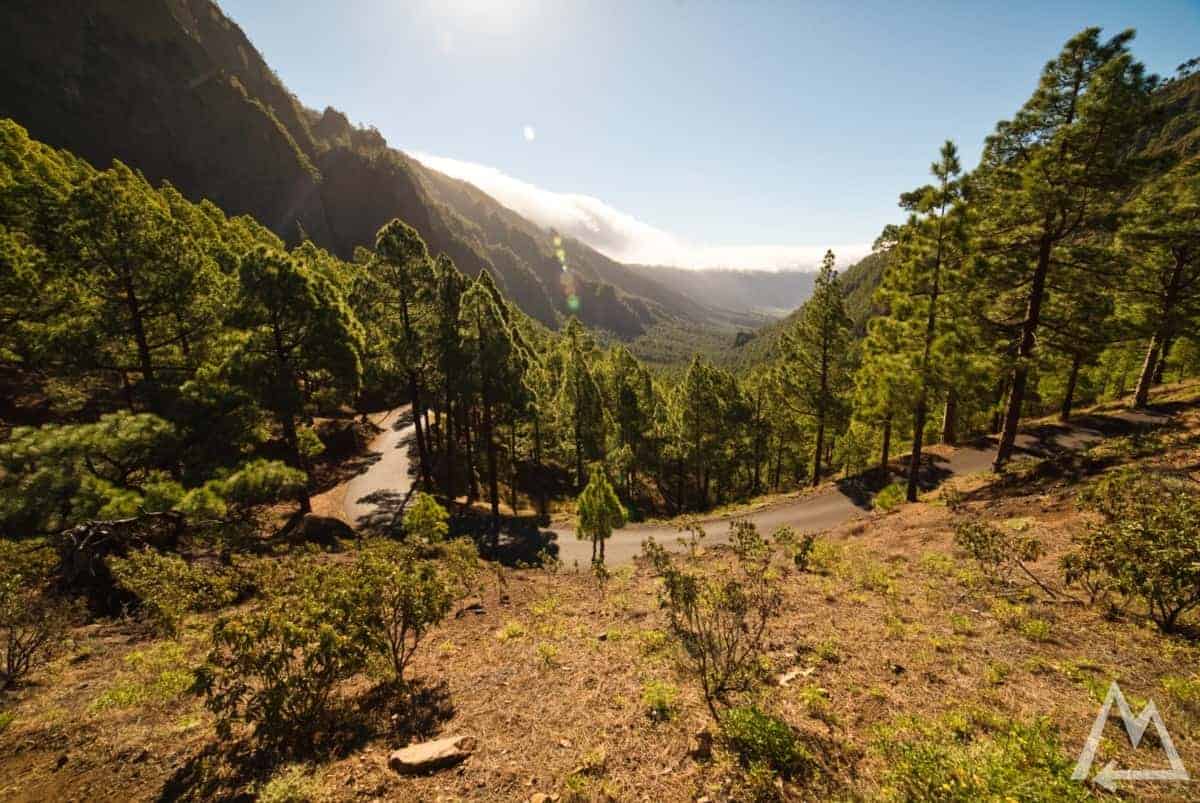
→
(771, 526, 816, 572)
(1068, 469, 1200, 632)
(257, 764, 324, 803)
(873, 482, 907, 512)
(90, 641, 196, 711)
(1161, 675, 1200, 713)
(953, 520, 1043, 587)
(199, 560, 377, 744)
(108, 549, 238, 637)
(720, 705, 813, 780)
(1019, 618, 1052, 642)
(402, 492, 449, 544)
(355, 539, 456, 682)
(878, 712, 1090, 802)
(0, 541, 74, 690)
(641, 680, 679, 721)
(643, 520, 782, 716)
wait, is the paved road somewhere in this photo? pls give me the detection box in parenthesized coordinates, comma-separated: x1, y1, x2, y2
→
(343, 406, 415, 532)
(548, 407, 1168, 565)
(343, 405, 1169, 565)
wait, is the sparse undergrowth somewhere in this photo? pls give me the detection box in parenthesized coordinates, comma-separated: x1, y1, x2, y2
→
(1, 402, 1199, 801)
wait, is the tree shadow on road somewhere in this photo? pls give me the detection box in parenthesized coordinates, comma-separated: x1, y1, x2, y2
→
(352, 487, 416, 534)
(448, 507, 559, 567)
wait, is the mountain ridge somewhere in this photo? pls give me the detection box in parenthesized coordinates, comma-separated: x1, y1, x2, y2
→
(0, 0, 815, 340)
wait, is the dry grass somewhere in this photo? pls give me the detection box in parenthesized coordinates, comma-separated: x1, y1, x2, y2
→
(3, 390, 1200, 801)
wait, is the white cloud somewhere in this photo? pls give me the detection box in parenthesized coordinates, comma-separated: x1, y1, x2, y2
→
(408, 152, 870, 271)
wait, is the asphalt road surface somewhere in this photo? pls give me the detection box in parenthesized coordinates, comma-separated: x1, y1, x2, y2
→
(344, 406, 1169, 565)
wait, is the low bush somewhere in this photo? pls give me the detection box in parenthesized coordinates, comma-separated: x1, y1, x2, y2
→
(873, 482, 907, 512)
(0, 541, 76, 690)
(877, 711, 1089, 802)
(771, 526, 816, 572)
(953, 520, 1044, 588)
(720, 705, 814, 780)
(355, 539, 458, 683)
(641, 680, 679, 721)
(90, 641, 196, 711)
(199, 560, 377, 744)
(1066, 469, 1200, 632)
(108, 549, 238, 637)
(643, 520, 783, 717)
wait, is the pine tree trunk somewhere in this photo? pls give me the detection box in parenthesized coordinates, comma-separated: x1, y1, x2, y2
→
(465, 413, 479, 502)
(773, 435, 783, 489)
(994, 235, 1051, 470)
(1153, 334, 1174, 384)
(941, 390, 958, 445)
(533, 414, 546, 519)
(906, 401, 926, 502)
(508, 423, 519, 514)
(811, 414, 824, 487)
(1133, 332, 1162, 408)
(444, 398, 457, 499)
(408, 372, 431, 489)
(122, 269, 155, 388)
(282, 412, 312, 514)
(880, 415, 892, 471)
(482, 393, 500, 549)
(1060, 352, 1082, 422)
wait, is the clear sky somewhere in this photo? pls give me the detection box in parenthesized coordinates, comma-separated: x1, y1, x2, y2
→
(220, 0, 1200, 269)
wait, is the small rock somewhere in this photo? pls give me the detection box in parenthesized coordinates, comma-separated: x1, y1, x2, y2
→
(529, 794, 559, 803)
(891, 663, 906, 675)
(774, 666, 814, 686)
(596, 631, 608, 641)
(388, 735, 477, 775)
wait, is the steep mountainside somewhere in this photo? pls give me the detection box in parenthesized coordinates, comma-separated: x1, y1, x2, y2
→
(0, 0, 766, 339)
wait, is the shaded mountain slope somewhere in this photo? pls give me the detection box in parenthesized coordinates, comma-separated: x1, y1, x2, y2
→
(0, 0, 751, 339)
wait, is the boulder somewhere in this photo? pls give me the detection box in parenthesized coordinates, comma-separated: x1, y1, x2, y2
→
(290, 514, 354, 549)
(388, 735, 477, 775)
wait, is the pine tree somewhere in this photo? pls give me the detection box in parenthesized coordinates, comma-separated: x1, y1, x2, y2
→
(874, 142, 973, 500)
(375, 219, 435, 488)
(459, 272, 523, 545)
(576, 470, 625, 565)
(976, 29, 1154, 467)
(226, 246, 363, 513)
(778, 251, 852, 486)
(1118, 163, 1200, 407)
(556, 318, 606, 490)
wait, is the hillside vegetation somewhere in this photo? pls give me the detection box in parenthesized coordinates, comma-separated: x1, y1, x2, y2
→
(1, 13, 1200, 803)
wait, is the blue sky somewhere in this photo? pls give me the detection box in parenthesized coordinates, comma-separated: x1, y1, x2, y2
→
(221, 0, 1200, 269)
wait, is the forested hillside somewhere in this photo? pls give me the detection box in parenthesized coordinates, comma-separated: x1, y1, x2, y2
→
(3, 13, 1200, 800)
(0, 0, 787, 340)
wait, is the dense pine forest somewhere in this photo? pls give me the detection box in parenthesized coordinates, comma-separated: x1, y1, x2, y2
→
(3, 10, 1200, 801)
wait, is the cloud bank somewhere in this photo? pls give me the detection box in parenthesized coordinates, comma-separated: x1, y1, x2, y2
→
(408, 152, 870, 272)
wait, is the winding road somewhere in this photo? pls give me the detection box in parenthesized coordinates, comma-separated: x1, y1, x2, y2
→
(343, 405, 1171, 565)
